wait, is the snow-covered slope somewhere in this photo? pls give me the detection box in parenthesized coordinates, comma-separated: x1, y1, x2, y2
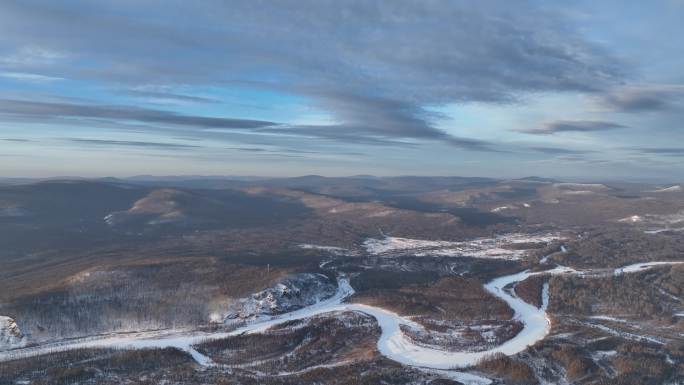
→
(618, 215, 642, 223)
(224, 273, 337, 322)
(104, 189, 187, 226)
(0, 316, 26, 351)
(617, 209, 684, 233)
(650, 185, 683, 193)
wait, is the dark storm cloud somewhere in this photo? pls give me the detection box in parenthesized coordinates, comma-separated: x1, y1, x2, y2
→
(518, 120, 626, 135)
(0, 0, 625, 148)
(65, 138, 202, 149)
(0, 99, 277, 129)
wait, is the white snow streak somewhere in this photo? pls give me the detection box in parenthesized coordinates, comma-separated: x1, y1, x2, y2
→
(614, 261, 683, 275)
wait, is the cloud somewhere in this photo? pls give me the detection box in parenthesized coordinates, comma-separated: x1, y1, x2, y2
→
(307, 92, 446, 140)
(2, 138, 32, 142)
(227, 147, 269, 153)
(0, 97, 496, 150)
(0, 71, 63, 82)
(0, 99, 277, 130)
(259, 123, 498, 151)
(600, 85, 684, 112)
(0, 46, 66, 66)
(0, 1, 625, 147)
(228, 147, 312, 154)
(123, 89, 222, 104)
(528, 146, 595, 155)
(65, 138, 201, 149)
(442, 136, 504, 152)
(518, 120, 626, 135)
(225, 147, 308, 158)
(258, 124, 419, 147)
(253, 92, 499, 150)
(630, 147, 684, 157)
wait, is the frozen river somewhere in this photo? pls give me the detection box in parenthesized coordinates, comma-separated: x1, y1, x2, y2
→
(1, 260, 681, 384)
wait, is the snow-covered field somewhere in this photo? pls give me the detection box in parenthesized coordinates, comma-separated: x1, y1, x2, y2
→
(363, 233, 562, 260)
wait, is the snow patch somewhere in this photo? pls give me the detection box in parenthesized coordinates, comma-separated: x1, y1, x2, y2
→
(103, 213, 116, 225)
(363, 233, 562, 260)
(563, 190, 595, 195)
(585, 322, 664, 345)
(0, 316, 26, 351)
(618, 215, 643, 223)
(540, 245, 567, 264)
(554, 183, 609, 191)
(491, 203, 530, 212)
(366, 209, 395, 217)
(621, 210, 684, 231)
(593, 350, 617, 357)
(298, 244, 349, 255)
(588, 315, 629, 323)
(650, 185, 683, 193)
(644, 226, 684, 234)
(208, 312, 223, 323)
(491, 206, 510, 213)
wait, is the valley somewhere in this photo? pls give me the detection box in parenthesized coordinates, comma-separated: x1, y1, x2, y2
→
(1, 176, 684, 384)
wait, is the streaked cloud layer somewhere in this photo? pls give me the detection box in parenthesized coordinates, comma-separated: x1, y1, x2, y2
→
(0, 0, 683, 179)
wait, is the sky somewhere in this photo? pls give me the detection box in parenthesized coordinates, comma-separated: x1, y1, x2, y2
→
(1, 0, 683, 180)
